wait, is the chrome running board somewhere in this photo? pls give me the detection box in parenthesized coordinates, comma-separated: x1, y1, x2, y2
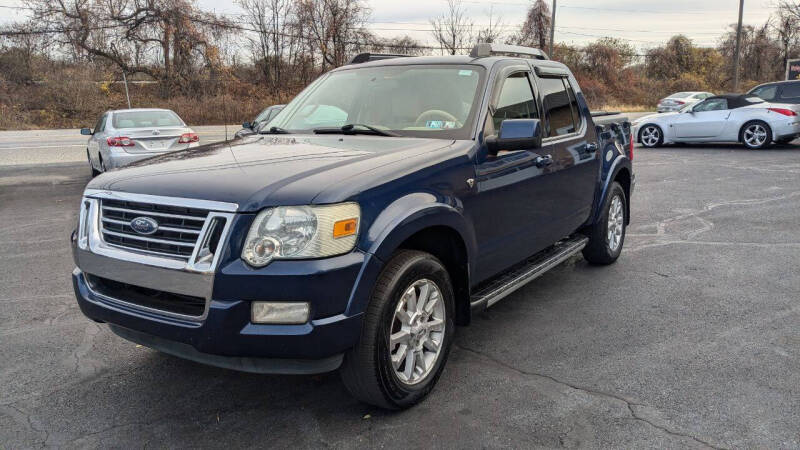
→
(470, 235, 588, 310)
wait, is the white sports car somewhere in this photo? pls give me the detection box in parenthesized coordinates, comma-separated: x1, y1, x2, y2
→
(633, 94, 800, 149)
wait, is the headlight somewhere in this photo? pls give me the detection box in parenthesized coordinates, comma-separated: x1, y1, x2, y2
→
(241, 203, 360, 267)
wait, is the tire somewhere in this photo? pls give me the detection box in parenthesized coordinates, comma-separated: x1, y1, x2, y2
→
(740, 121, 772, 149)
(582, 181, 627, 265)
(88, 150, 101, 177)
(99, 155, 107, 173)
(638, 124, 663, 148)
(340, 250, 455, 409)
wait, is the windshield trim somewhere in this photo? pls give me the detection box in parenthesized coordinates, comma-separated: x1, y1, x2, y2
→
(269, 63, 488, 141)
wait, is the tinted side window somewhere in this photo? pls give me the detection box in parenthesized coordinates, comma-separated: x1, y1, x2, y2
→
(538, 77, 574, 137)
(491, 72, 538, 133)
(694, 98, 728, 112)
(779, 83, 800, 100)
(564, 78, 582, 132)
(751, 85, 777, 101)
(93, 114, 106, 133)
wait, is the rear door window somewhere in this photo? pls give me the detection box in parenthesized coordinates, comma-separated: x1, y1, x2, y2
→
(538, 76, 576, 137)
(779, 83, 800, 101)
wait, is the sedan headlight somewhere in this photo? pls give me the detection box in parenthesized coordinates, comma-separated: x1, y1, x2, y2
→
(241, 203, 360, 267)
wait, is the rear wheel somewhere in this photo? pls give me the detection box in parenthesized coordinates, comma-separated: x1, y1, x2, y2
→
(639, 124, 663, 148)
(88, 150, 101, 177)
(740, 121, 772, 149)
(340, 250, 455, 409)
(582, 182, 627, 265)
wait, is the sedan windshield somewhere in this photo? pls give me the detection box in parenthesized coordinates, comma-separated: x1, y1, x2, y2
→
(112, 110, 184, 129)
(270, 64, 486, 139)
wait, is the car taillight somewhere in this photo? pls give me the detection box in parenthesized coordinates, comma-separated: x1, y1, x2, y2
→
(178, 133, 199, 143)
(628, 130, 634, 160)
(106, 136, 134, 147)
(675, 100, 685, 105)
(768, 108, 798, 116)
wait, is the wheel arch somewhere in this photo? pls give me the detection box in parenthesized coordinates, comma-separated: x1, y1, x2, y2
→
(637, 123, 663, 144)
(738, 119, 772, 144)
(358, 194, 476, 325)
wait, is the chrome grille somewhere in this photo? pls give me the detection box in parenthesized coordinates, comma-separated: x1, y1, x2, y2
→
(99, 199, 209, 260)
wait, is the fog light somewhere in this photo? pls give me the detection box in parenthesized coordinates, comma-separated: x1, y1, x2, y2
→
(251, 302, 309, 324)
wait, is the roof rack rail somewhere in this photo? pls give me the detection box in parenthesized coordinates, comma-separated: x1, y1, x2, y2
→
(470, 43, 549, 60)
(348, 53, 411, 64)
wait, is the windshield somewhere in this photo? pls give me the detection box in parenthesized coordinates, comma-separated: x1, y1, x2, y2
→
(112, 110, 184, 129)
(670, 92, 693, 99)
(270, 64, 486, 139)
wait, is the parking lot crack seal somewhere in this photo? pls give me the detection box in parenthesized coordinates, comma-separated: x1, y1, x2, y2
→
(455, 344, 727, 450)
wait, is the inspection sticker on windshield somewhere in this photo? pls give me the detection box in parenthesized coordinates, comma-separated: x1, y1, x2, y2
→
(426, 121, 457, 129)
(458, 70, 473, 76)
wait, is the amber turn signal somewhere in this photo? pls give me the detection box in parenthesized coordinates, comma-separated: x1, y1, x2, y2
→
(333, 218, 358, 238)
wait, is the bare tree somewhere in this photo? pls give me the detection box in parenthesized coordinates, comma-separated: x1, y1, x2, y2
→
(238, 0, 295, 91)
(296, 0, 372, 69)
(430, 0, 473, 55)
(368, 35, 425, 55)
(774, 2, 800, 72)
(510, 0, 551, 50)
(23, 0, 231, 92)
(476, 4, 504, 44)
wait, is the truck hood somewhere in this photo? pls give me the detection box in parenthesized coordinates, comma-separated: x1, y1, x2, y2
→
(87, 134, 454, 211)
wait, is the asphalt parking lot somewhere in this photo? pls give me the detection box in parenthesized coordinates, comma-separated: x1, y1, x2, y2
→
(1, 137, 800, 448)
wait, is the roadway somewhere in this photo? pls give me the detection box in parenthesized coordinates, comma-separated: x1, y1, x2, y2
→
(1, 128, 799, 447)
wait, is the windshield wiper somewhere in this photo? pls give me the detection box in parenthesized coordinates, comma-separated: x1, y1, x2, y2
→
(259, 126, 291, 135)
(313, 124, 400, 137)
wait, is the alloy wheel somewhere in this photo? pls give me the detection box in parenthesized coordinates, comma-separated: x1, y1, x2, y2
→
(641, 126, 660, 147)
(388, 278, 446, 386)
(607, 195, 624, 252)
(743, 124, 767, 148)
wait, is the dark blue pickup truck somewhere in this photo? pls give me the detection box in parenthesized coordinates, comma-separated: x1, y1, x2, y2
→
(71, 43, 633, 409)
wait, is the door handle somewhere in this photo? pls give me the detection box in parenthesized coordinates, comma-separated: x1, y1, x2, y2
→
(534, 154, 553, 168)
(585, 142, 598, 153)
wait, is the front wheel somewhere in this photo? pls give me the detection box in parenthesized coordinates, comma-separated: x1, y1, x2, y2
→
(582, 182, 627, 265)
(639, 124, 663, 148)
(740, 121, 772, 149)
(340, 250, 455, 409)
(88, 150, 101, 177)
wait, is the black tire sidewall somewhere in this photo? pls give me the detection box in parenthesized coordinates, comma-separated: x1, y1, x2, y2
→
(741, 121, 772, 149)
(374, 254, 455, 407)
(583, 182, 627, 264)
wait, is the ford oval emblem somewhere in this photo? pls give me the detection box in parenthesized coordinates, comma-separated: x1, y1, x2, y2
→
(130, 216, 159, 235)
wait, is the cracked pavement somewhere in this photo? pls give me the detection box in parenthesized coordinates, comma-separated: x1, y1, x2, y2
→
(2, 141, 800, 448)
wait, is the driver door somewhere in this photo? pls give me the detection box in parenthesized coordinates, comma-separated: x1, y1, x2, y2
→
(672, 98, 731, 138)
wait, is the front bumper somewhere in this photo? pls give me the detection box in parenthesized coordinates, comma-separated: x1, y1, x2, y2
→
(72, 234, 381, 372)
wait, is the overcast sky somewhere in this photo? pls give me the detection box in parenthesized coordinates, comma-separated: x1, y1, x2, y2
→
(1, 0, 776, 50)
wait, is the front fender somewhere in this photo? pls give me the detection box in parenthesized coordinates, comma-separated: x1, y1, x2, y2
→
(344, 192, 476, 315)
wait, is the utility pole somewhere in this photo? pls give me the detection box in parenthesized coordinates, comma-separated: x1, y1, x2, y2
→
(121, 71, 132, 109)
(549, 0, 557, 57)
(732, 0, 744, 91)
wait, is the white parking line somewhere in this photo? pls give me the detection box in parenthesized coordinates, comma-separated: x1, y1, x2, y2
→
(0, 144, 86, 150)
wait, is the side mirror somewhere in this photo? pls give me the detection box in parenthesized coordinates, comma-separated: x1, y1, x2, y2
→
(486, 119, 542, 155)
(80, 128, 93, 136)
(242, 122, 252, 129)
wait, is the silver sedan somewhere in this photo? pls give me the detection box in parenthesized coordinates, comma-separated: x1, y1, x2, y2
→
(81, 108, 200, 176)
(656, 91, 714, 113)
